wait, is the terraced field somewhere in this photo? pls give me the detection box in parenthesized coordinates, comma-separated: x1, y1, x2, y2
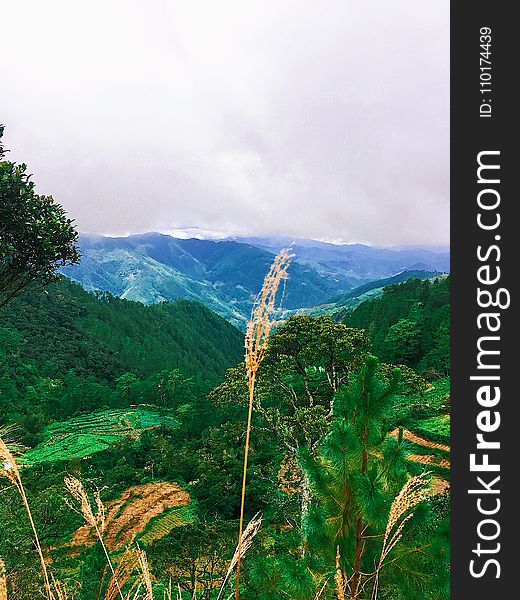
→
(23, 407, 180, 465)
(138, 504, 196, 546)
(70, 481, 193, 551)
(387, 378, 451, 490)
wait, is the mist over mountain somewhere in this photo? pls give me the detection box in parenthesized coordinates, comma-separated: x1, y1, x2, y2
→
(61, 232, 449, 327)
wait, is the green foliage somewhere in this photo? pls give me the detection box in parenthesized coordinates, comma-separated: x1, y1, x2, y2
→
(147, 518, 236, 596)
(0, 125, 80, 306)
(240, 358, 449, 599)
(299, 358, 409, 587)
(344, 276, 450, 375)
(0, 277, 243, 382)
(138, 504, 197, 545)
(0, 277, 243, 436)
(0, 262, 449, 599)
(211, 315, 370, 456)
(412, 414, 450, 444)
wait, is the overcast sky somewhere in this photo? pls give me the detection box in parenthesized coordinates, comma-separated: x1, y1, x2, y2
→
(3, 1, 449, 247)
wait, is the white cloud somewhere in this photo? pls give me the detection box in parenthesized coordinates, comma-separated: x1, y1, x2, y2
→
(2, 0, 449, 246)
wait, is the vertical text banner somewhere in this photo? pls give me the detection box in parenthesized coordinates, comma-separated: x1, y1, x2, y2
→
(451, 2, 516, 598)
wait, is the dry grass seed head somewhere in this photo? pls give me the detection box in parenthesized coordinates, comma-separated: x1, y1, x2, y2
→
(0, 428, 25, 487)
(51, 576, 71, 600)
(244, 246, 293, 380)
(104, 548, 140, 600)
(64, 476, 106, 533)
(136, 548, 153, 600)
(379, 471, 432, 562)
(217, 513, 263, 600)
(385, 472, 431, 539)
(0, 558, 7, 600)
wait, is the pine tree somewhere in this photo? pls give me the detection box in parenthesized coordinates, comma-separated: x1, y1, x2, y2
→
(299, 356, 430, 600)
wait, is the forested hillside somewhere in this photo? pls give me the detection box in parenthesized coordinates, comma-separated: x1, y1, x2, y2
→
(0, 277, 243, 441)
(60, 233, 449, 327)
(61, 233, 356, 326)
(344, 276, 450, 376)
(0, 268, 450, 600)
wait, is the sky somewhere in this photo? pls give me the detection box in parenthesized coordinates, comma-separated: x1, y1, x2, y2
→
(2, 1, 449, 247)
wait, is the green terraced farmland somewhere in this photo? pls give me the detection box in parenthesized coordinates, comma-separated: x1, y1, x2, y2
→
(23, 407, 180, 465)
(414, 414, 450, 444)
(138, 504, 197, 546)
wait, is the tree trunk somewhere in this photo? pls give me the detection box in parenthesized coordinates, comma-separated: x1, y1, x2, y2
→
(350, 438, 369, 599)
(300, 472, 312, 525)
(349, 515, 364, 599)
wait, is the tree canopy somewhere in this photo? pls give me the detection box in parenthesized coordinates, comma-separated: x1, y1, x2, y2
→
(0, 125, 80, 306)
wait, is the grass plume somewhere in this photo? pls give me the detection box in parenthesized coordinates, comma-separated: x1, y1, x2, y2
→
(0, 429, 54, 600)
(216, 512, 262, 600)
(0, 558, 7, 600)
(64, 476, 124, 600)
(235, 247, 293, 600)
(137, 548, 153, 600)
(103, 547, 140, 600)
(370, 472, 431, 600)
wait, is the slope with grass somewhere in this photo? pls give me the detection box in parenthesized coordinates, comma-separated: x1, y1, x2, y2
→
(69, 482, 194, 551)
(393, 376, 451, 480)
(23, 407, 180, 465)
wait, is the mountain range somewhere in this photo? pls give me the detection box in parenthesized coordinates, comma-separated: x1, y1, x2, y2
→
(61, 233, 450, 327)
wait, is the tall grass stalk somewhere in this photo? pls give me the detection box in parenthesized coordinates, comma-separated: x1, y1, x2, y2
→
(51, 576, 71, 600)
(0, 558, 7, 600)
(106, 548, 141, 600)
(370, 472, 431, 600)
(235, 247, 293, 600)
(0, 433, 54, 600)
(64, 476, 125, 600)
(137, 547, 153, 600)
(216, 512, 262, 600)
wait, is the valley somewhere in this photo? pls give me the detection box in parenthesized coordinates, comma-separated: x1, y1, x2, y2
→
(61, 232, 449, 327)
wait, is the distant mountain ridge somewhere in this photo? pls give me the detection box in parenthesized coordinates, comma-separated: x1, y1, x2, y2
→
(307, 270, 446, 321)
(228, 236, 450, 281)
(61, 233, 449, 326)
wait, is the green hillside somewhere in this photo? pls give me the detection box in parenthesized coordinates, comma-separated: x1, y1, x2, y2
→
(0, 266, 450, 600)
(0, 277, 243, 380)
(344, 275, 450, 375)
(0, 277, 243, 437)
(23, 407, 181, 465)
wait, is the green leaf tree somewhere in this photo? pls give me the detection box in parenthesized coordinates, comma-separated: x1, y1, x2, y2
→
(383, 319, 421, 365)
(0, 125, 80, 306)
(211, 315, 370, 458)
(210, 315, 370, 519)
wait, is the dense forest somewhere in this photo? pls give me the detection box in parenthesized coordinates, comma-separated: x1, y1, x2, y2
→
(344, 276, 450, 377)
(0, 274, 450, 599)
(0, 278, 243, 445)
